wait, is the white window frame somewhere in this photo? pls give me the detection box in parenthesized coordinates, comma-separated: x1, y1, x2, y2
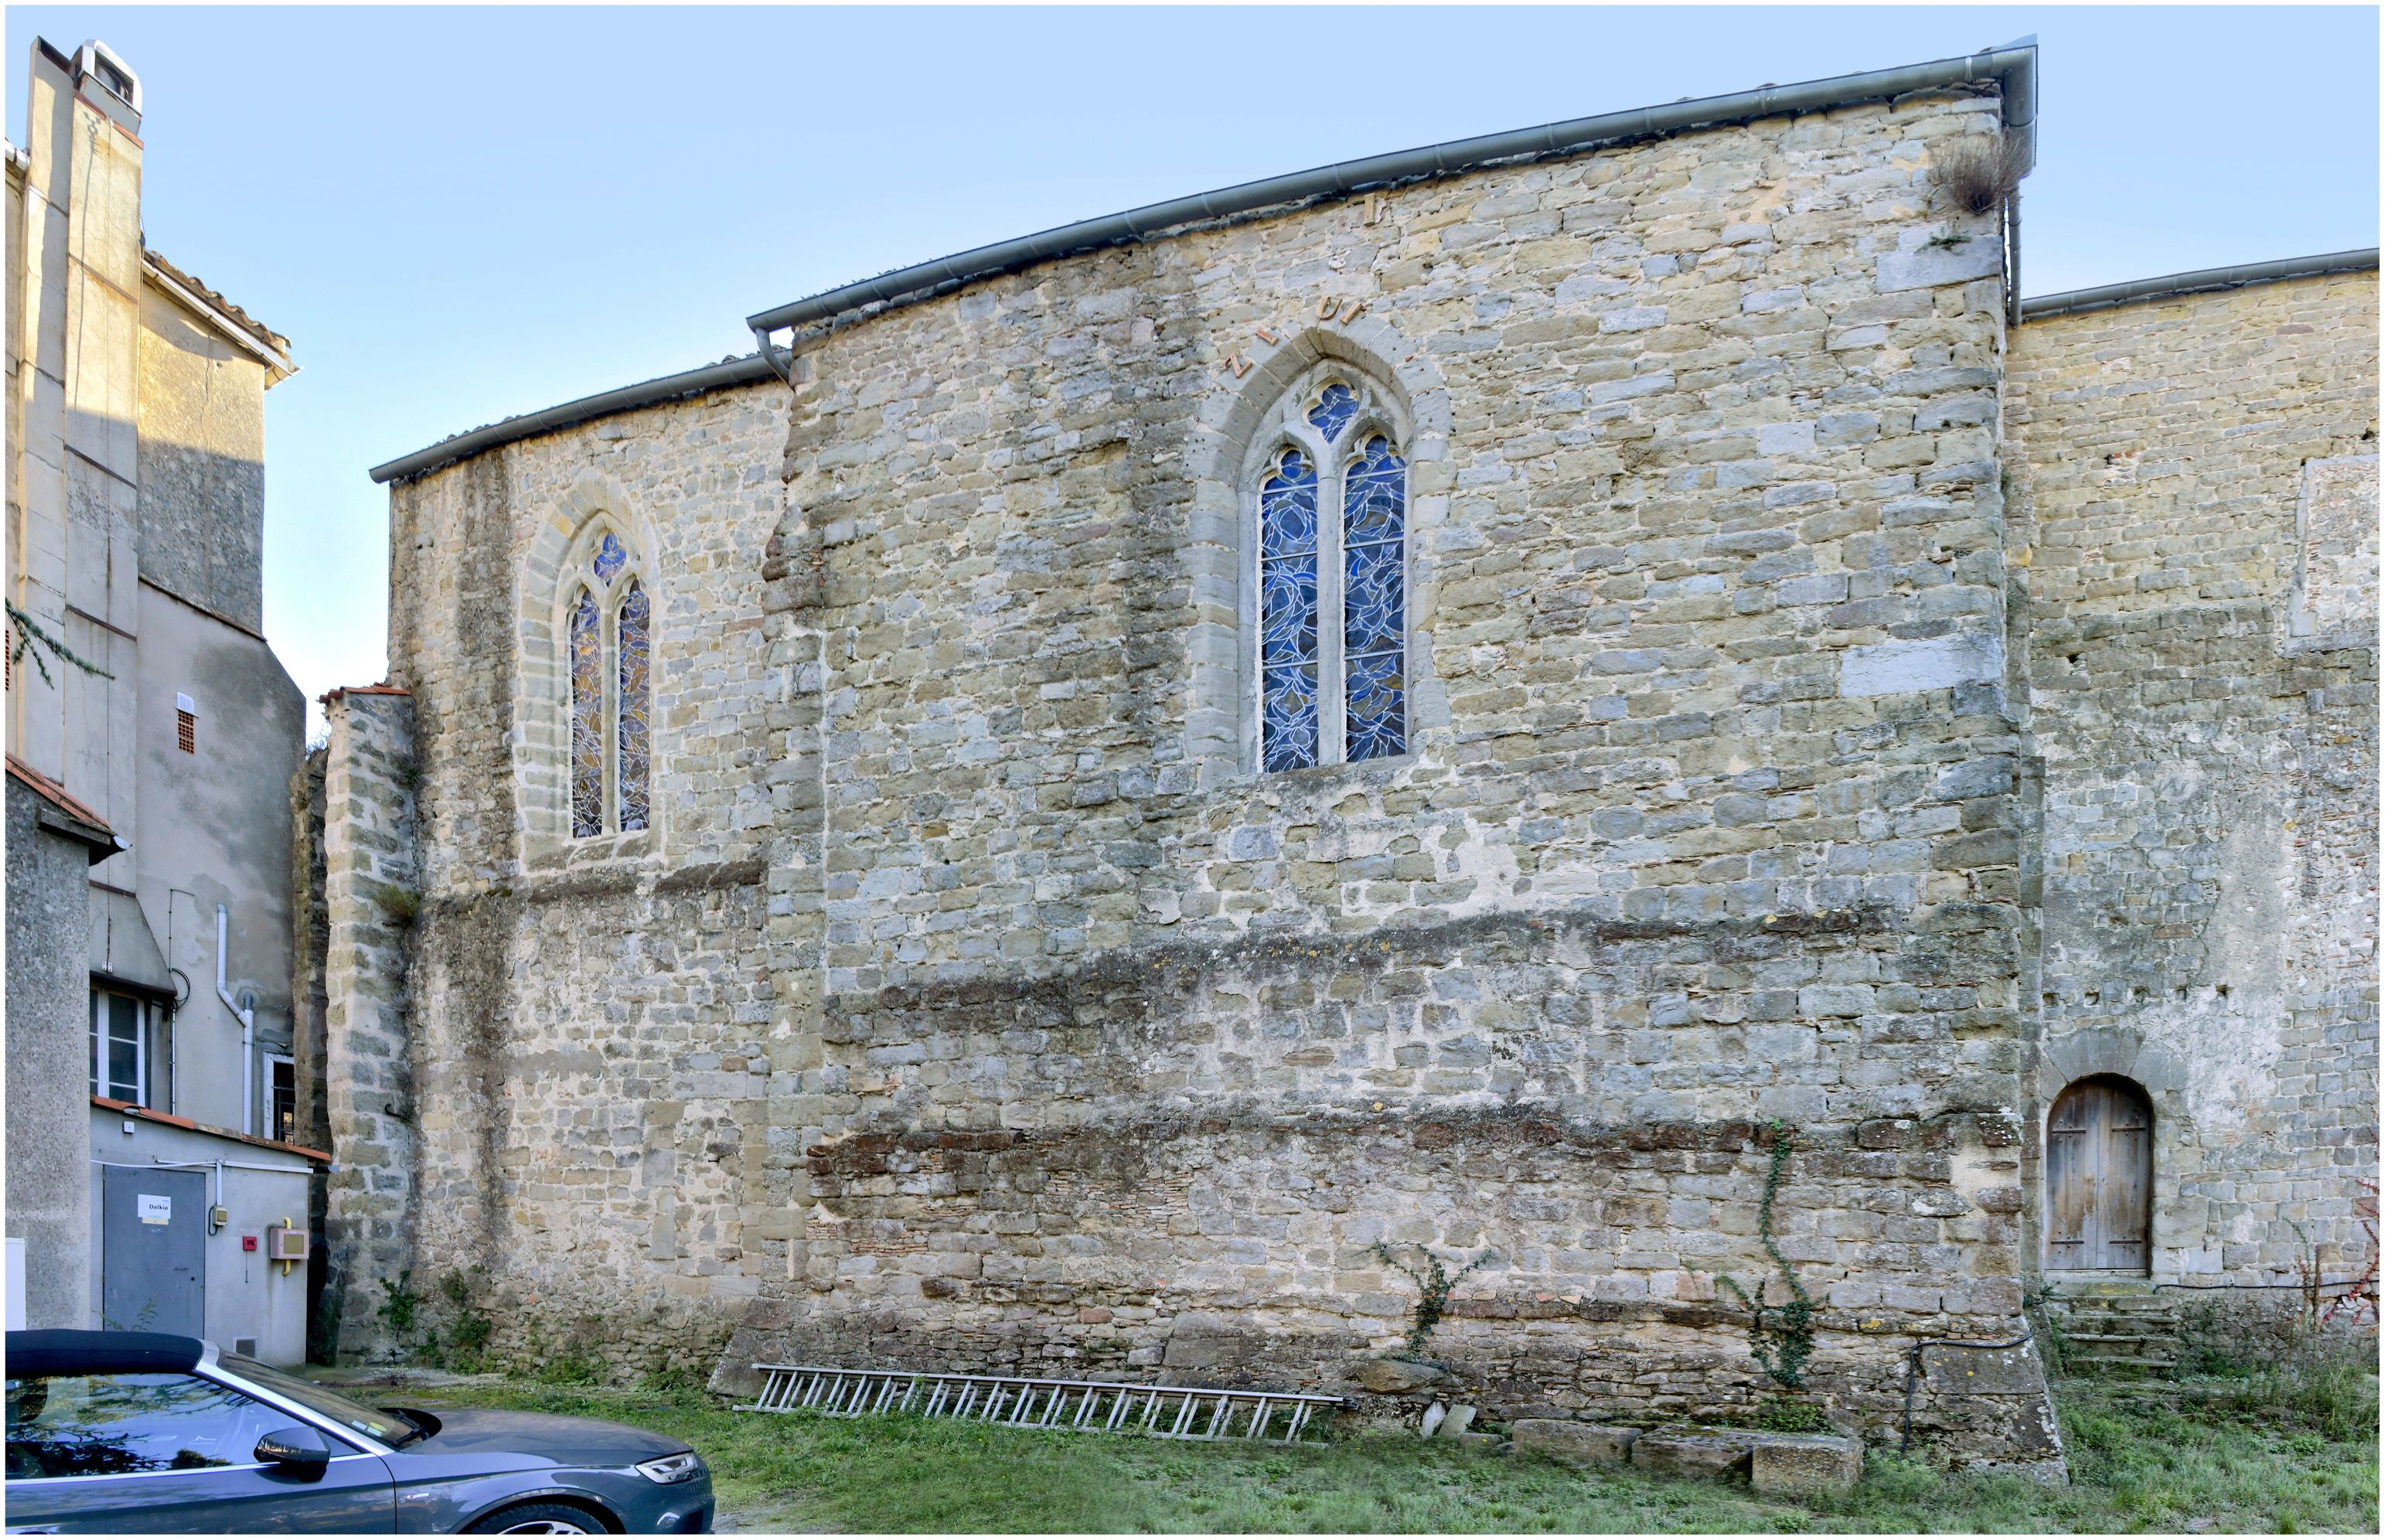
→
(89, 990, 146, 1106)
(1242, 363, 1413, 772)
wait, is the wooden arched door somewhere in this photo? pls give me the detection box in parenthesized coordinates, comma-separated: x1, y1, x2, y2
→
(2045, 1076, 2153, 1273)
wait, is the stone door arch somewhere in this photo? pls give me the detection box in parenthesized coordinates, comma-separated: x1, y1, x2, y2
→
(2046, 1075, 2154, 1273)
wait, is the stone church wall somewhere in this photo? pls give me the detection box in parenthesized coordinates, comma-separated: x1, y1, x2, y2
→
(2008, 271, 2379, 1284)
(357, 83, 2083, 1460)
(371, 388, 789, 1378)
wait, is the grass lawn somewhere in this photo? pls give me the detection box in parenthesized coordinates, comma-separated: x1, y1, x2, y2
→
(394, 1365, 2378, 1534)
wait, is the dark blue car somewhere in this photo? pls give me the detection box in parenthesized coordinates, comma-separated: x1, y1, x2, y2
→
(4, 1331, 711, 1533)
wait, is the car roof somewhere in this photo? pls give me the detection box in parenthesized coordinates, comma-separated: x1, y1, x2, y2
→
(6, 1329, 208, 1377)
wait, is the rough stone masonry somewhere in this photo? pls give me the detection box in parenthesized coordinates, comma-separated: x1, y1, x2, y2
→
(305, 55, 2376, 1471)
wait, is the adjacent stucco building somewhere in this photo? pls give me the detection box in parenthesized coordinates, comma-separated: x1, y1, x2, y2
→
(312, 40, 2375, 1465)
(5, 36, 318, 1361)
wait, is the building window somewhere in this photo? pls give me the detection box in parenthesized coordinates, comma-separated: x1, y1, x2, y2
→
(267, 1055, 296, 1146)
(566, 530, 652, 839)
(175, 693, 196, 755)
(90, 990, 145, 1105)
(1254, 376, 1409, 772)
(616, 580, 651, 833)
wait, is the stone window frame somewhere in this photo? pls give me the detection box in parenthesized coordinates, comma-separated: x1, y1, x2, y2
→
(517, 475, 663, 867)
(1182, 323, 1451, 785)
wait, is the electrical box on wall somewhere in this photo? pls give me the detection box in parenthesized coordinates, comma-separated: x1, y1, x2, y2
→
(264, 1225, 307, 1263)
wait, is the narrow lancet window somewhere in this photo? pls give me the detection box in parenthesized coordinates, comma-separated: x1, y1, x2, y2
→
(616, 578, 651, 833)
(1260, 448, 1322, 772)
(1249, 374, 1411, 772)
(569, 587, 604, 837)
(1341, 434, 1407, 761)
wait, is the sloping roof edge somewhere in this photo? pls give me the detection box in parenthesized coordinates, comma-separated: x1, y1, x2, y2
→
(6, 753, 121, 857)
(370, 42, 2038, 486)
(2019, 248, 2380, 322)
(141, 248, 295, 380)
(93, 1096, 331, 1165)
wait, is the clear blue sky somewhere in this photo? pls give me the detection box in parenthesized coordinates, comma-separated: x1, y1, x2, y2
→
(7, 6, 2376, 730)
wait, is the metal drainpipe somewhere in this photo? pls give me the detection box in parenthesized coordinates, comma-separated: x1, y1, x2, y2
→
(215, 905, 254, 1136)
(2006, 186, 2023, 328)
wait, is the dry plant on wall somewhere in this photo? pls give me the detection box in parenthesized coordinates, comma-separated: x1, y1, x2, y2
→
(1934, 138, 2028, 216)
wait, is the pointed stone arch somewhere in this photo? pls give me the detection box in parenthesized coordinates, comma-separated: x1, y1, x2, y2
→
(517, 473, 664, 864)
(1181, 319, 1453, 783)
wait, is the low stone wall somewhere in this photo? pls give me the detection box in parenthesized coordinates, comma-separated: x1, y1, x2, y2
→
(719, 1109, 2057, 1463)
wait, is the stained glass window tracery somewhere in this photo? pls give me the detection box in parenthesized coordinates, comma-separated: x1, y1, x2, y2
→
(1342, 435, 1407, 761)
(1307, 381, 1358, 441)
(616, 579, 651, 832)
(1260, 448, 1321, 772)
(564, 527, 656, 840)
(593, 531, 628, 585)
(1252, 378, 1411, 773)
(568, 586, 604, 837)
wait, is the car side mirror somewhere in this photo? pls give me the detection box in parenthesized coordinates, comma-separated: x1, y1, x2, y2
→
(254, 1425, 331, 1474)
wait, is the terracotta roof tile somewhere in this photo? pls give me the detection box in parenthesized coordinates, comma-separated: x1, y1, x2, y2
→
(92, 1096, 331, 1164)
(7, 753, 115, 840)
(141, 246, 291, 359)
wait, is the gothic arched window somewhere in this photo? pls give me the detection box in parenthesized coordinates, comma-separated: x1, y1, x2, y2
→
(1253, 374, 1410, 771)
(567, 530, 651, 838)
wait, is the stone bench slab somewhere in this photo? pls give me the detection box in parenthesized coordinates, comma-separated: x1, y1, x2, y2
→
(1510, 1419, 1639, 1465)
(1511, 1418, 1865, 1493)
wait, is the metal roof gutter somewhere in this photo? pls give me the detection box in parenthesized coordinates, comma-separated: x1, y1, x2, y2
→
(370, 354, 774, 483)
(371, 43, 2036, 486)
(747, 41, 2037, 380)
(2019, 247, 2380, 322)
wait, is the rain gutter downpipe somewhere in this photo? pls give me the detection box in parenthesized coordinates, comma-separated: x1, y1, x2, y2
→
(746, 40, 2039, 381)
(215, 905, 254, 1137)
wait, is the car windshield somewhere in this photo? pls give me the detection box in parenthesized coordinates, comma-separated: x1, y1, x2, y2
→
(216, 1357, 421, 1448)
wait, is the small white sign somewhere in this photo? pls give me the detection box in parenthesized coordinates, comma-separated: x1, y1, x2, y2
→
(137, 1194, 172, 1226)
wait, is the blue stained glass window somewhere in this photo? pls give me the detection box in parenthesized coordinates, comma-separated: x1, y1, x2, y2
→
(616, 579, 651, 833)
(1306, 382, 1358, 443)
(569, 588, 603, 837)
(593, 531, 627, 585)
(1262, 663, 1320, 772)
(1343, 435, 1405, 543)
(1260, 448, 1321, 770)
(1342, 435, 1406, 761)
